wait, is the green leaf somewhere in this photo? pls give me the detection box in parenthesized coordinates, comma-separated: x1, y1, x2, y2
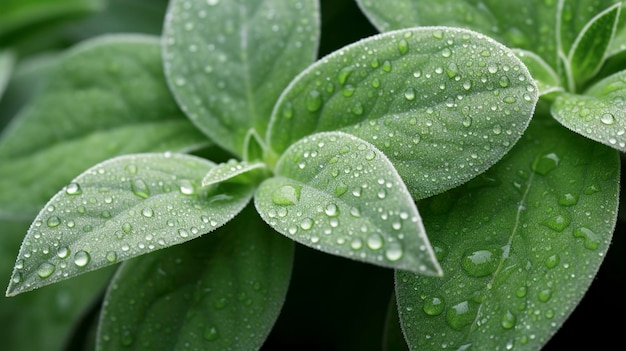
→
(0, 218, 115, 351)
(243, 128, 266, 163)
(162, 0, 320, 156)
(551, 69, 626, 151)
(201, 159, 267, 187)
(96, 204, 293, 351)
(513, 49, 563, 97)
(256, 131, 441, 275)
(267, 27, 537, 199)
(356, 0, 561, 69)
(6, 152, 255, 296)
(395, 113, 619, 350)
(383, 294, 409, 351)
(0, 34, 209, 219)
(0, 50, 15, 101)
(0, 0, 104, 37)
(567, 3, 621, 90)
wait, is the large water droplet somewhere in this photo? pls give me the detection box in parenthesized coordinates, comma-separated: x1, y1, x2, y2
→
(573, 227, 600, 250)
(74, 251, 91, 267)
(367, 233, 383, 250)
(532, 152, 560, 175)
(37, 262, 55, 278)
(445, 301, 477, 330)
(461, 248, 500, 277)
(47, 216, 61, 228)
(65, 183, 82, 195)
(397, 39, 409, 55)
(56, 247, 70, 259)
(324, 203, 339, 217)
(130, 179, 150, 198)
(423, 296, 445, 316)
(600, 113, 615, 125)
(300, 218, 314, 230)
(542, 214, 570, 232)
(501, 309, 517, 329)
(385, 242, 403, 261)
(305, 90, 322, 112)
(272, 185, 301, 205)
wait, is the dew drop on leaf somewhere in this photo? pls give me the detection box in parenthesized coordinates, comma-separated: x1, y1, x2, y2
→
(501, 309, 517, 329)
(366, 233, 383, 250)
(65, 182, 82, 195)
(600, 113, 615, 125)
(445, 301, 477, 330)
(130, 179, 150, 198)
(73, 251, 91, 267)
(423, 296, 445, 316)
(46, 216, 61, 228)
(37, 262, 55, 278)
(203, 326, 219, 341)
(531, 152, 560, 175)
(271, 185, 301, 205)
(56, 247, 70, 259)
(461, 248, 500, 277)
(305, 90, 322, 112)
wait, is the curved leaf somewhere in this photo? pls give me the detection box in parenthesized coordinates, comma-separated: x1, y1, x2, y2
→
(96, 205, 293, 351)
(0, 34, 209, 219)
(513, 49, 563, 97)
(268, 26, 537, 199)
(567, 3, 621, 90)
(551, 69, 626, 151)
(6, 152, 255, 296)
(356, 0, 561, 68)
(0, 50, 15, 101)
(162, 0, 320, 156)
(256, 131, 441, 275)
(396, 114, 619, 350)
(201, 159, 267, 187)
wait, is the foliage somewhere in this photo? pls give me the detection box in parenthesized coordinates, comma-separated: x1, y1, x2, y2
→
(0, 0, 623, 350)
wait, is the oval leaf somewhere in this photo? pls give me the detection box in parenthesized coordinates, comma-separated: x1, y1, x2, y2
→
(0, 35, 209, 219)
(201, 159, 267, 187)
(396, 114, 619, 350)
(97, 205, 293, 351)
(6, 152, 255, 296)
(551, 69, 626, 151)
(267, 27, 537, 199)
(162, 0, 320, 156)
(567, 3, 621, 89)
(256, 131, 441, 275)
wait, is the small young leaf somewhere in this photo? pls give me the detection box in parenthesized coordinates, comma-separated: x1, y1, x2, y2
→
(6, 153, 255, 296)
(396, 113, 619, 350)
(201, 159, 267, 187)
(567, 3, 621, 89)
(97, 205, 293, 351)
(513, 49, 563, 97)
(162, 0, 320, 156)
(243, 128, 266, 163)
(256, 131, 441, 275)
(0, 35, 209, 219)
(552, 69, 626, 151)
(0, 50, 15, 101)
(268, 26, 537, 199)
(356, 0, 560, 69)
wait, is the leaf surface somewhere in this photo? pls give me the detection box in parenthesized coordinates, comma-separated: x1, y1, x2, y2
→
(0, 50, 14, 101)
(162, 0, 320, 156)
(6, 152, 254, 296)
(513, 49, 563, 97)
(0, 35, 209, 219)
(201, 159, 267, 187)
(268, 27, 537, 199)
(97, 205, 293, 351)
(256, 131, 441, 275)
(396, 113, 619, 350)
(551, 69, 626, 151)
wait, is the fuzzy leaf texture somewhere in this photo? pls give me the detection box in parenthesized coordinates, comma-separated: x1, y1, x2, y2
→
(162, 0, 320, 156)
(6, 152, 255, 296)
(97, 205, 293, 351)
(0, 35, 209, 219)
(551, 69, 626, 151)
(256, 131, 442, 275)
(267, 26, 537, 199)
(395, 113, 619, 350)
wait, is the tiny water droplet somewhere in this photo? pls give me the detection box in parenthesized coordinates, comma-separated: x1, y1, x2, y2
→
(130, 179, 150, 198)
(499, 76, 510, 87)
(385, 242, 403, 261)
(300, 218, 314, 230)
(65, 183, 82, 195)
(382, 60, 392, 72)
(462, 116, 472, 127)
(141, 208, 154, 218)
(367, 233, 383, 250)
(397, 39, 409, 55)
(325, 203, 339, 217)
(74, 251, 90, 267)
(503, 96, 517, 104)
(538, 288, 552, 302)
(106, 251, 117, 262)
(57, 247, 70, 259)
(178, 179, 195, 195)
(37, 262, 55, 278)
(350, 237, 363, 250)
(47, 216, 61, 228)
(545, 254, 560, 268)
(404, 87, 416, 101)
(178, 229, 189, 238)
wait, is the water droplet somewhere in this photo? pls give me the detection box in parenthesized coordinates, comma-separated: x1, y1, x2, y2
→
(545, 254, 560, 268)
(272, 185, 301, 205)
(282, 102, 294, 119)
(423, 296, 445, 316)
(56, 247, 70, 259)
(130, 179, 150, 198)
(122, 222, 132, 233)
(178, 179, 195, 195)
(600, 113, 615, 125)
(446, 301, 477, 330)
(382, 60, 392, 72)
(441, 48, 452, 58)
(178, 229, 189, 238)
(385, 242, 403, 261)
(499, 76, 510, 87)
(542, 214, 570, 232)
(65, 183, 82, 195)
(501, 309, 517, 329)
(432, 29, 444, 39)
(206, 0, 219, 6)
(445, 62, 458, 78)
(203, 326, 219, 341)
(371, 78, 381, 88)
(141, 208, 154, 218)
(74, 251, 90, 267)
(125, 164, 138, 174)
(404, 87, 416, 101)
(503, 96, 517, 104)
(377, 189, 387, 199)
(106, 251, 117, 262)
(573, 227, 600, 250)
(15, 259, 24, 270)
(558, 193, 578, 206)
(537, 288, 552, 302)
(300, 218, 314, 230)
(461, 248, 500, 277)
(338, 66, 354, 84)
(11, 272, 22, 284)
(350, 237, 363, 250)
(47, 216, 61, 228)
(37, 262, 55, 278)
(532, 152, 560, 175)
(367, 233, 383, 250)
(305, 90, 323, 112)
(335, 182, 348, 196)
(324, 203, 339, 217)
(397, 39, 409, 55)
